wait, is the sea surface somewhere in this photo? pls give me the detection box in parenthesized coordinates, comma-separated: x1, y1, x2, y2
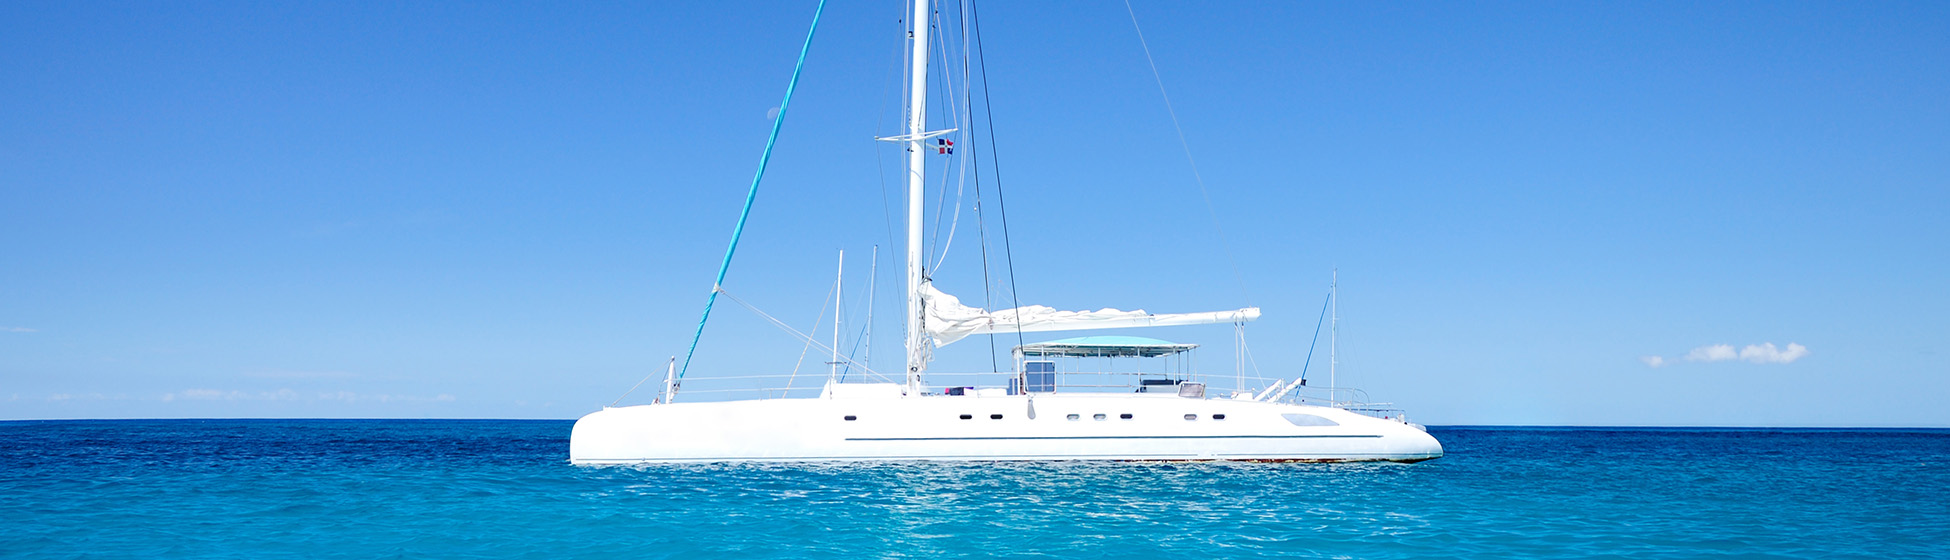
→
(2, 421, 1946, 559)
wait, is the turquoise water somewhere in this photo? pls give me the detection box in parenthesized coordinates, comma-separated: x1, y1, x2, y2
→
(3, 421, 1946, 558)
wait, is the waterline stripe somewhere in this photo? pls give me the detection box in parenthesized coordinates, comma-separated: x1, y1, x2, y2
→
(844, 434, 1381, 441)
(574, 451, 1418, 463)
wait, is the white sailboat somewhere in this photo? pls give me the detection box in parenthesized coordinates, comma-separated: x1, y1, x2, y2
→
(569, 0, 1442, 464)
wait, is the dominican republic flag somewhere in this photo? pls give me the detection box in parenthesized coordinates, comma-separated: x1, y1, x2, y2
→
(937, 139, 954, 154)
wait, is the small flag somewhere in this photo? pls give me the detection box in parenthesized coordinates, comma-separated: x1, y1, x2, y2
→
(937, 139, 954, 154)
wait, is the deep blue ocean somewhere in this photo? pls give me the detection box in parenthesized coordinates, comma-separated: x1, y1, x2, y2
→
(3, 421, 1946, 559)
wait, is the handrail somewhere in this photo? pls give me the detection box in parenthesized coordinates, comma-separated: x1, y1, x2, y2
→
(617, 368, 1390, 407)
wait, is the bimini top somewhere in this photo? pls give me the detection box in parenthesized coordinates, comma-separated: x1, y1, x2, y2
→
(1014, 336, 1199, 358)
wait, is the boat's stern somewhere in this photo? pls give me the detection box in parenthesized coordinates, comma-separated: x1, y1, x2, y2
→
(1358, 412, 1444, 462)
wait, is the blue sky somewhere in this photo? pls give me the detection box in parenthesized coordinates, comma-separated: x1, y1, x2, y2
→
(3, 1, 1945, 425)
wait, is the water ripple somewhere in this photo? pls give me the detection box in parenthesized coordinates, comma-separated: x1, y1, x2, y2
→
(2, 421, 1946, 559)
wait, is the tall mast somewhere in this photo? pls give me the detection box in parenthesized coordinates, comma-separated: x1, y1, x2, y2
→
(863, 246, 877, 371)
(829, 249, 843, 385)
(1330, 268, 1338, 407)
(903, 0, 932, 395)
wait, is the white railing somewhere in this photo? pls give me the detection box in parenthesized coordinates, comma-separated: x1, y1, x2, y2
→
(625, 367, 1410, 422)
(635, 369, 1305, 405)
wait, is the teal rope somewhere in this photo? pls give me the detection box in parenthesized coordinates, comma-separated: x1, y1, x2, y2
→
(1297, 289, 1331, 386)
(678, 0, 828, 383)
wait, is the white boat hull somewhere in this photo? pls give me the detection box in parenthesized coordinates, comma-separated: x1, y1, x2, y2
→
(570, 389, 1442, 464)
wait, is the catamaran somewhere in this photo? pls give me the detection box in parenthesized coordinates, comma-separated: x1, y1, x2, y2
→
(569, 0, 1442, 464)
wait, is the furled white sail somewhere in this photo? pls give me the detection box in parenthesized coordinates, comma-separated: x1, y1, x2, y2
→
(920, 282, 1259, 349)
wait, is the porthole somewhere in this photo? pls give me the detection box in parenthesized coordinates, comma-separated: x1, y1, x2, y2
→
(1213, 414, 1227, 420)
(1119, 413, 1134, 420)
(844, 415, 858, 421)
(990, 414, 1003, 420)
(1093, 413, 1107, 421)
(1184, 414, 1197, 421)
(1067, 414, 1080, 421)
(959, 414, 973, 420)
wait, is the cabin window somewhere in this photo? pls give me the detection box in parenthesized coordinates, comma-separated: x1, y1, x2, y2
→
(844, 415, 857, 421)
(1184, 414, 1197, 421)
(1177, 382, 1205, 398)
(1024, 360, 1057, 393)
(959, 414, 973, 420)
(1119, 413, 1134, 420)
(1282, 413, 1340, 427)
(1067, 414, 1080, 421)
(1213, 414, 1227, 420)
(990, 414, 1004, 420)
(1093, 413, 1107, 421)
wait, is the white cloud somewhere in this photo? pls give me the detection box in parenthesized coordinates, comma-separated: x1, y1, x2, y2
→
(1677, 347, 1739, 364)
(3, 326, 36, 333)
(1643, 342, 1810, 367)
(1739, 342, 1810, 364)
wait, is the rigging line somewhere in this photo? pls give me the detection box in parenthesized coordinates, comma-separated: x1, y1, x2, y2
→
(609, 356, 671, 407)
(921, 7, 942, 264)
(1242, 329, 1263, 381)
(859, 246, 879, 379)
(926, 8, 969, 275)
(974, 179, 1000, 373)
(959, 0, 1001, 374)
(968, 0, 1026, 349)
(1121, 0, 1252, 307)
(676, 0, 828, 382)
(719, 287, 891, 381)
(834, 253, 858, 382)
(873, 9, 902, 278)
(785, 270, 840, 398)
(869, 11, 904, 372)
(928, 6, 972, 274)
(836, 248, 871, 381)
(924, 18, 954, 271)
(1297, 288, 1331, 387)
(839, 315, 871, 380)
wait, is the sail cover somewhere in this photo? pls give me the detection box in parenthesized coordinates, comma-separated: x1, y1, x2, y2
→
(920, 282, 1259, 348)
